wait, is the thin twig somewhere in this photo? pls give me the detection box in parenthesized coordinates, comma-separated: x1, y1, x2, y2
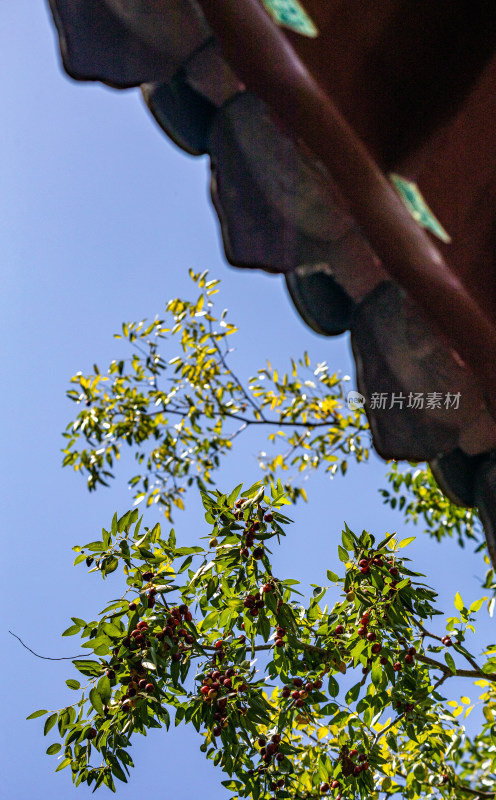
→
(432, 673, 450, 692)
(371, 714, 403, 750)
(207, 318, 265, 420)
(414, 620, 482, 672)
(9, 631, 88, 661)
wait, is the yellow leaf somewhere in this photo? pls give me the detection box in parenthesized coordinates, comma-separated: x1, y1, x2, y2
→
(454, 592, 464, 611)
(398, 536, 415, 548)
(470, 597, 487, 613)
(317, 727, 329, 740)
(460, 696, 470, 705)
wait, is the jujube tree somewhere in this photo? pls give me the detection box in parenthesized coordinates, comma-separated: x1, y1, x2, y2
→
(26, 274, 496, 798)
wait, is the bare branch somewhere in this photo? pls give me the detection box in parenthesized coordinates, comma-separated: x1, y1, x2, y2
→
(9, 631, 88, 661)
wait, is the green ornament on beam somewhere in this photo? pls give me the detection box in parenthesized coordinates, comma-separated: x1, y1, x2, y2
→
(390, 173, 452, 244)
(261, 0, 319, 38)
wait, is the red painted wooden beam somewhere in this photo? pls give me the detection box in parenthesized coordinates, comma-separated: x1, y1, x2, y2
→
(196, 0, 496, 416)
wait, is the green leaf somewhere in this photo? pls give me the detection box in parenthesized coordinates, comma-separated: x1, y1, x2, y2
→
(337, 546, 348, 564)
(26, 709, 48, 720)
(110, 761, 128, 783)
(65, 679, 81, 690)
(375, 532, 396, 551)
(371, 660, 382, 686)
(44, 713, 58, 736)
(103, 556, 119, 575)
(326, 570, 339, 583)
(85, 541, 106, 553)
(89, 687, 104, 715)
(227, 484, 243, 506)
(46, 743, 62, 755)
(62, 624, 81, 637)
(318, 758, 328, 781)
(73, 659, 101, 676)
(97, 675, 111, 704)
(444, 652, 457, 675)
(341, 529, 354, 551)
(345, 683, 360, 704)
(101, 622, 122, 638)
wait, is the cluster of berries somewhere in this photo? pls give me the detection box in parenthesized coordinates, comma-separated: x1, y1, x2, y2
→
(358, 555, 398, 577)
(199, 666, 247, 736)
(274, 625, 286, 649)
(320, 753, 370, 796)
(355, 612, 384, 665)
(119, 602, 194, 669)
(116, 661, 154, 713)
(256, 733, 284, 766)
(130, 619, 152, 648)
(356, 610, 377, 641)
(356, 556, 408, 600)
(395, 699, 416, 713)
(441, 635, 453, 647)
(267, 777, 286, 797)
(141, 570, 159, 608)
(243, 584, 272, 617)
(280, 676, 323, 708)
(390, 644, 417, 673)
(159, 604, 193, 640)
(234, 500, 274, 560)
(240, 516, 264, 559)
(341, 609, 420, 675)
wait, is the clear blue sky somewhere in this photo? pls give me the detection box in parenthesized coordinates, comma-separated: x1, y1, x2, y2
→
(1, 4, 492, 799)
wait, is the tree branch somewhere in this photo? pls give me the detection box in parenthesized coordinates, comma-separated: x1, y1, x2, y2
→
(454, 784, 495, 798)
(415, 653, 496, 681)
(416, 652, 496, 682)
(146, 405, 337, 429)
